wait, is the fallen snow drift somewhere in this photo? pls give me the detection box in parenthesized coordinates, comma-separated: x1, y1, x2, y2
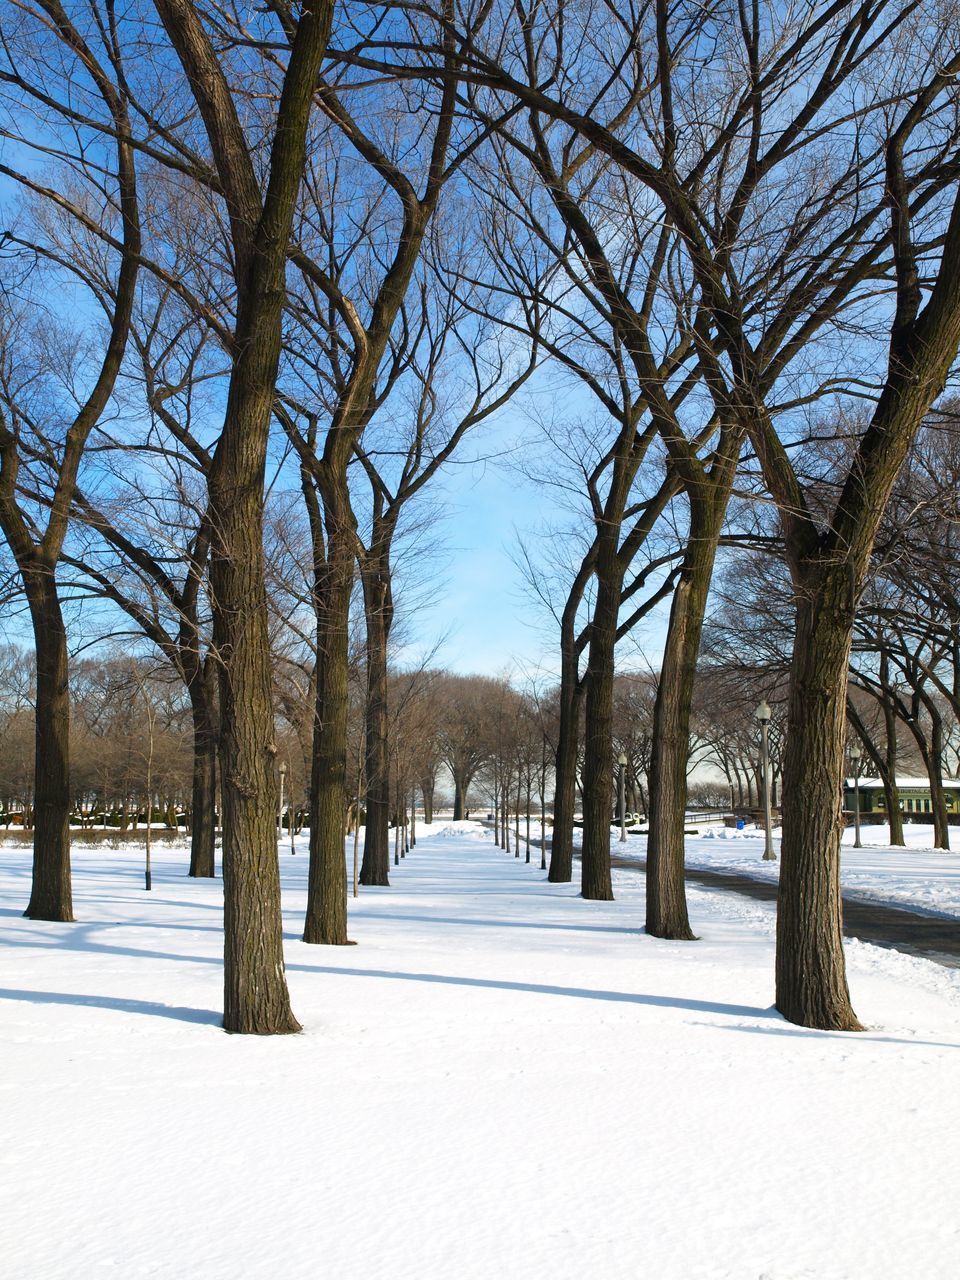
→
(3, 823, 960, 1279)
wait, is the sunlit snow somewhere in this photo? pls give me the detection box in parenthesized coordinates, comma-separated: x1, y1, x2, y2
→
(2, 821, 959, 1278)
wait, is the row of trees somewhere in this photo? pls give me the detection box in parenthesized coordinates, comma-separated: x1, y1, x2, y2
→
(2, 0, 959, 1034)
(0, 647, 667, 840)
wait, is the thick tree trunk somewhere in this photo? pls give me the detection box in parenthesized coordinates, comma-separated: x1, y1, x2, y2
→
(580, 547, 618, 901)
(646, 494, 725, 939)
(776, 573, 863, 1032)
(359, 553, 392, 886)
(187, 662, 217, 878)
(23, 574, 73, 922)
(453, 777, 468, 821)
(155, 0, 335, 1035)
(303, 503, 352, 945)
(210, 423, 299, 1033)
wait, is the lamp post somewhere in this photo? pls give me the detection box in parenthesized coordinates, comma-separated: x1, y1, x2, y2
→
(289, 781, 297, 857)
(618, 753, 628, 842)
(849, 743, 862, 849)
(755, 700, 776, 861)
(278, 760, 286, 844)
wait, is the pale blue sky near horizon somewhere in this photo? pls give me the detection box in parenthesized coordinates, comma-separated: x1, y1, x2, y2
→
(389, 439, 672, 683)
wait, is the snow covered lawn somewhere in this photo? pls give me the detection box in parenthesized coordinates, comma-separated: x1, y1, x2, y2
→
(3, 821, 960, 1279)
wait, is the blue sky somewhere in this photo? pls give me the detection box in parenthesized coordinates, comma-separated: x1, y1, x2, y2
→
(388, 445, 556, 678)
(390, 439, 672, 682)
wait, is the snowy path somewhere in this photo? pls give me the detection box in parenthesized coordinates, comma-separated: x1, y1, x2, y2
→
(3, 824, 960, 1279)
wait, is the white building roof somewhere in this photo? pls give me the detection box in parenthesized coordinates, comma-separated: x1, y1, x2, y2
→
(846, 777, 960, 790)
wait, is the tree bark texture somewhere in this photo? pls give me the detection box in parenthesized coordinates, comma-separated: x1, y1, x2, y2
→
(210, 440, 299, 1032)
(22, 574, 73, 921)
(775, 573, 863, 1031)
(646, 486, 729, 939)
(580, 540, 619, 901)
(187, 663, 218, 878)
(359, 552, 392, 885)
(549, 640, 583, 884)
(210, 338, 300, 1031)
(303, 498, 352, 945)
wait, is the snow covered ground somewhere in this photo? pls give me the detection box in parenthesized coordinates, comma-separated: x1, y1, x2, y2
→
(685, 821, 960, 919)
(3, 821, 960, 1279)
(566, 817, 960, 919)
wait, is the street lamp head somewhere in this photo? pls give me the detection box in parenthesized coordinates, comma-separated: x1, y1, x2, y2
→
(849, 744, 862, 762)
(618, 753, 628, 766)
(279, 761, 287, 777)
(755, 699, 772, 723)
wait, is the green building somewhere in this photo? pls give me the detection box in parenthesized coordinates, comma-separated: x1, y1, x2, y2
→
(843, 776, 960, 820)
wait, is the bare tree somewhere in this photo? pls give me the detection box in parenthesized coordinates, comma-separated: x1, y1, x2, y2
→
(0, 3, 140, 920)
(272, 9, 503, 941)
(148, 0, 335, 1032)
(426, 0, 960, 1028)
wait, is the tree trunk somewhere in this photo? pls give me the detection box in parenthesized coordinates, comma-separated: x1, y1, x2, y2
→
(23, 573, 73, 922)
(514, 772, 521, 857)
(881, 676, 905, 846)
(210, 413, 299, 1033)
(549, 646, 583, 883)
(453, 776, 468, 821)
(925, 708, 950, 851)
(776, 573, 863, 1032)
(525, 771, 531, 865)
(187, 661, 217, 878)
(303, 498, 352, 945)
(154, 0, 335, 1036)
(503, 776, 510, 853)
(419, 774, 435, 824)
(580, 546, 618, 901)
(359, 552, 392, 886)
(646, 492, 723, 940)
(539, 744, 548, 870)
